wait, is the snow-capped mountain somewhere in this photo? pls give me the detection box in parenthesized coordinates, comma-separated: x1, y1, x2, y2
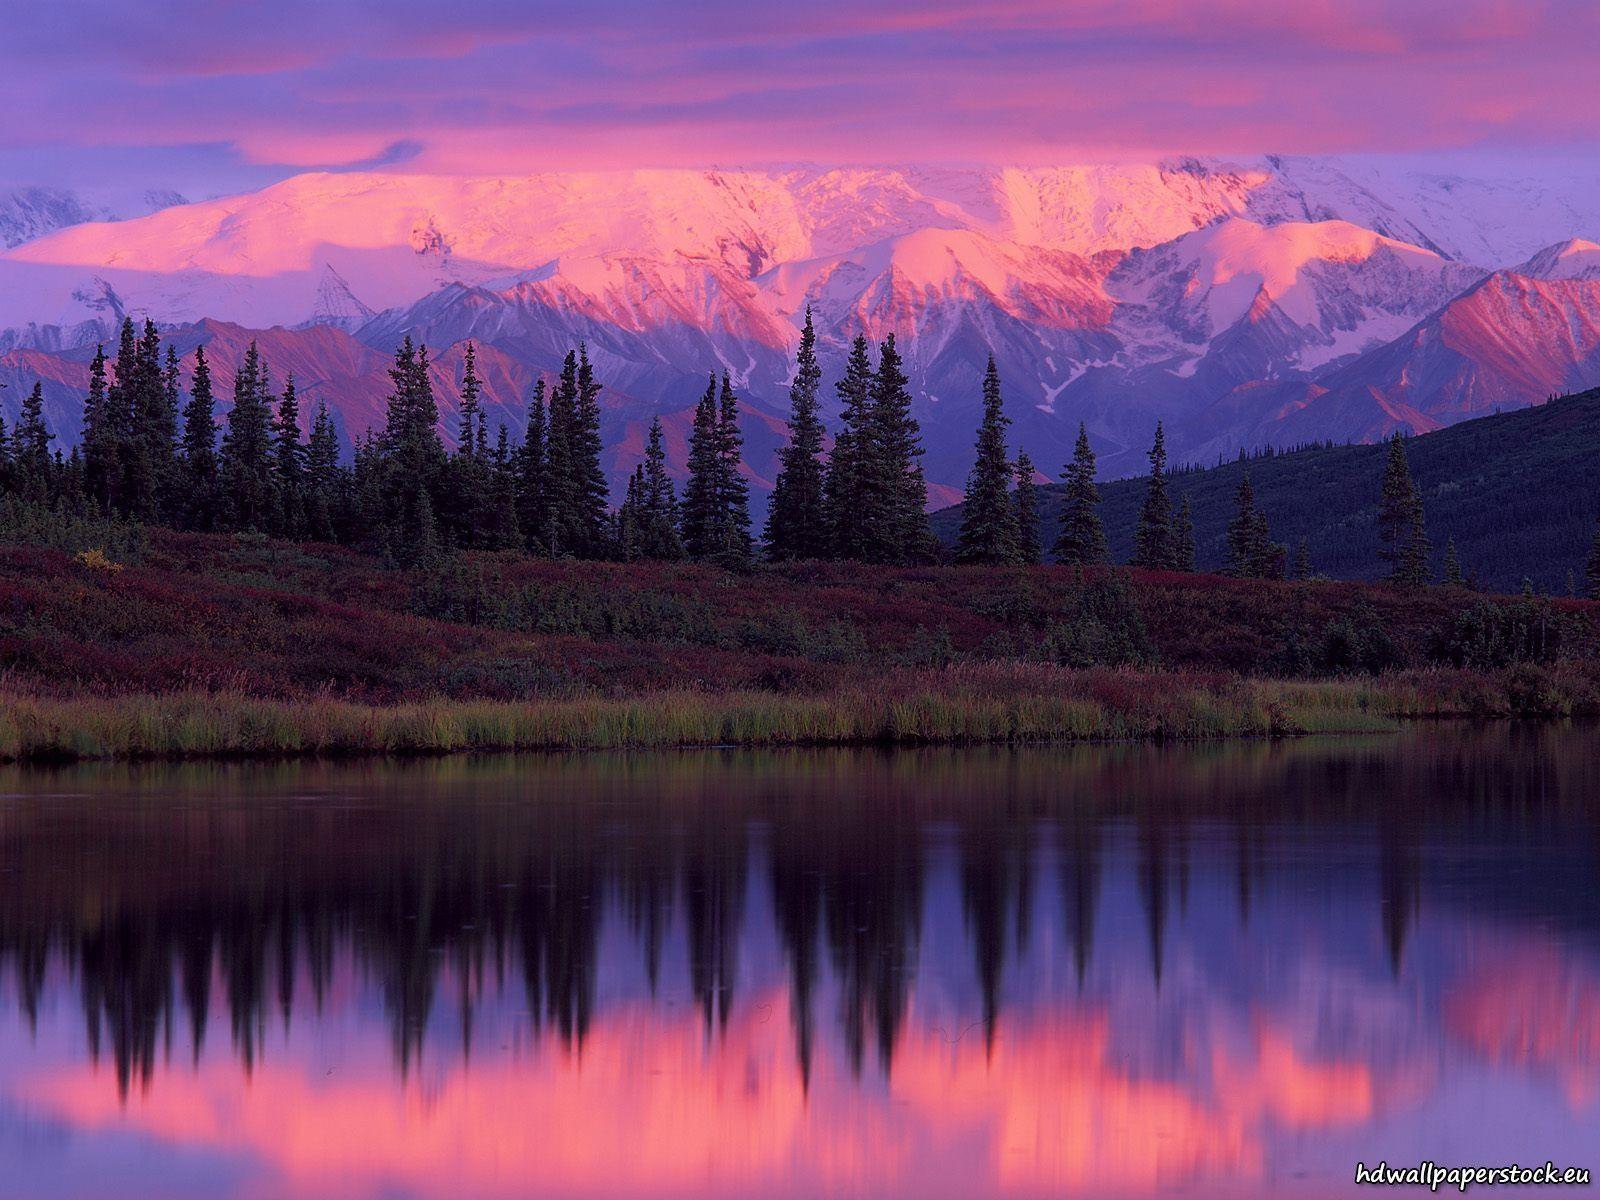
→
(0, 186, 188, 250)
(1514, 238, 1600, 281)
(3, 157, 1600, 493)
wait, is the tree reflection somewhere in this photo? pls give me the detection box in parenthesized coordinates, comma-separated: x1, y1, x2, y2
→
(0, 729, 1594, 1100)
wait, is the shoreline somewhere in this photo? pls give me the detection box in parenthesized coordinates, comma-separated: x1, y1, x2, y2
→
(2, 671, 1570, 765)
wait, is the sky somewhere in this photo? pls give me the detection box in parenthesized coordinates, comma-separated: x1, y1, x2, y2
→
(1, 0, 1597, 197)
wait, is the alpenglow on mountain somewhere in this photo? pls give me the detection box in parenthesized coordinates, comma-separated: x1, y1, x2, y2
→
(4, 156, 1600, 498)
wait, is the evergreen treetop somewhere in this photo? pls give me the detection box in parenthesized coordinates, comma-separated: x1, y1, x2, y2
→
(955, 355, 1019, 565)
(1013, 451, 1041, 566)
(864, 334, 929, 565)
(1130, 422, 1174, 569)
(763, 307, 829, 561)
(1379, 432, 1430, 587)
(1053, 423, 1107, 566)
(219, 341, 277, 532)
(824, 334, 876, 562)
(1172, 495, 1196, 573)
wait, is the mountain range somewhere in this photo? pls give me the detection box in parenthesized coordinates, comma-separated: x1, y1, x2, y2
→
(2, 157, 1599, 501)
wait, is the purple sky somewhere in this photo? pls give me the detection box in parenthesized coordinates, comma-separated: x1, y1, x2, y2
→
(2, 0, 1597, 196)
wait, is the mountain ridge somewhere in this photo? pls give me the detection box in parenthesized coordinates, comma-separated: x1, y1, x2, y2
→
(2, 157, 1599, 499)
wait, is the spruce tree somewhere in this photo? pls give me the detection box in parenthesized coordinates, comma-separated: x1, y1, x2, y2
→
(824, 335, 875, 561)
(682, 376, 722, 563)
(456, 342, 482, 461)
(1130, 422, 1174, 569)
(11, 383, 53, 504)
(218, 342, 276, 531)
(1227, 474, 1265, 577)
(1586, 518, 1600, 600)
(273, 375, 305, 537)
(410, 487, 441, 566)
(1442, 538, 1465, 587)
(1379, 433, 1430, 587)
(763, 307, 828, 561)
(866, 334, 928, 564)
(516, 379, 549, 554)
(448, 342, 488, 544)
(1292, 538, 1313, 581)
(380, 338, 443, 467)
(638, 416, 684, 560)
(483, 424, 522, 551)
(82, 346, 119, 513)
(347, 430, 387, 546)
(379, 337, 447, 558)
(1254, 508, 1284, 578)
(158, 344, 183, 518)
(1013, 452, 1040, 566)
(475, 406, 490, 462)
(1173, 495, 1196, 572)
(681, 374, 751, 568)
(180, 346, 218, 530)
(121, 319, 173, 522)
(614, 466, 645, 561)
(955, 355, 1018, 564)
(716, 372, 753, 569)
(305, 399, 342, 542)
(55, 447, 85, 511)
(1053, 423, 1106, 565)
(563, 345, 610, 558)
(542, 353, 581, 556)
(103, 319, 139, 514)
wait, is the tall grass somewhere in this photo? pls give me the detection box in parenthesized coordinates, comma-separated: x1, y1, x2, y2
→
(0, 673, 1401, 764)
(4, 661, 1589, 764)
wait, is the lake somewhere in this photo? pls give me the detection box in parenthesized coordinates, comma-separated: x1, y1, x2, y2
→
(1, 726, 1597, 1198)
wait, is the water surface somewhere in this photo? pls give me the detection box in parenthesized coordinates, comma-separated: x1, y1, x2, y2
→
(1, 727, 1598, 1198)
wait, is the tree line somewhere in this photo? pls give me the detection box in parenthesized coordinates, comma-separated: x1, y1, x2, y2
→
(944, 355, 1447, 591)
(0, 311, 937, 570)
(0, 310, 1571, 592)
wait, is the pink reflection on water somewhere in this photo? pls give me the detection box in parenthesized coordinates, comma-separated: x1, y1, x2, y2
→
(1445, 942, 1600, 1110)
(11, 978, 1427, 1200)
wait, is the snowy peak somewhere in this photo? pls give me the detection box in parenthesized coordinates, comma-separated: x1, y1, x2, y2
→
(0, 185, 188, 250)
(1, 159, 1595, 344)
(762, 228, 1113, 338)
(305, 264, 376, 330)
(1123, 218, 1454, 327)
(1107, 218, 1484, 375)
(1513, 238, 1600, 281)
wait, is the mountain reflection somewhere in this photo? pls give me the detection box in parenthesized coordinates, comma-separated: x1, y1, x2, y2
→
(1, 728, 1599, 1199)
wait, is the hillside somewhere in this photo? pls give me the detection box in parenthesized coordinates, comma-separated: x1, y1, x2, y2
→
(940, 388, 1600, 593)
(4, 520, 1593, 697)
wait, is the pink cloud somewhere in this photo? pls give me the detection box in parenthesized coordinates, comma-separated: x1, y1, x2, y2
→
(1, 0, 1596, 190)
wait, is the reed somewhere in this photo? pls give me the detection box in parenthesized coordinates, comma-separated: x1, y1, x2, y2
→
(9, 659, 1594, 764)
(0, 668, 1436, 763)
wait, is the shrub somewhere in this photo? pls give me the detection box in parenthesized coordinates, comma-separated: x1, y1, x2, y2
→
(1317, 606, 1402, 674)
(0, 497, 146, 561)
(1038, 578, 1153, 668)
(74, 548, 125, 574)
(1269, 621, 1316, 676)
(1429, 597, 1566, 669)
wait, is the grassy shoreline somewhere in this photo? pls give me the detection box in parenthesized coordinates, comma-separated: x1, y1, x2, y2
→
(7, 665, 1569, 764)
(5, 524, 1599, 765)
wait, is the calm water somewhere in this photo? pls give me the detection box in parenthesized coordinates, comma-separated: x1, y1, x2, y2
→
(1, 728, 1598, 1199)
